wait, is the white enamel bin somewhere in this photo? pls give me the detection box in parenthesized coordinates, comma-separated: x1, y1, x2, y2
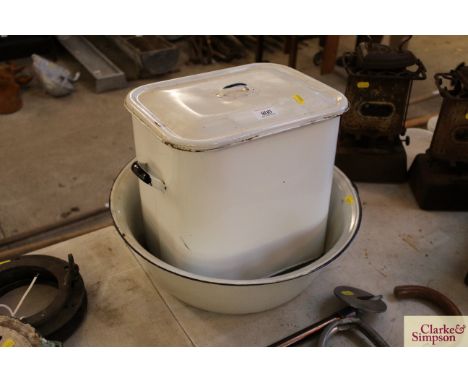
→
(125, 63, 348, 279)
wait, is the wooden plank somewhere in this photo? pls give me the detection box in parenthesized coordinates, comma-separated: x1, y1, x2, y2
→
(405, 113, 438, 128)
(321, 36, 340, 75)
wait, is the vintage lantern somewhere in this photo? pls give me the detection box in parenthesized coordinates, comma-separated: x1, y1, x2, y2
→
(335, 39, 426, 182)
(409, 63, 468, 210)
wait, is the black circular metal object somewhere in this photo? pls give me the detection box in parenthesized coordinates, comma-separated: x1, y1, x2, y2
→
(0, 254, 87, 342)
(334, 286, 387, 313)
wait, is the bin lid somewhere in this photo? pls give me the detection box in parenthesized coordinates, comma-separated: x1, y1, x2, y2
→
(125, 63, 348, 151)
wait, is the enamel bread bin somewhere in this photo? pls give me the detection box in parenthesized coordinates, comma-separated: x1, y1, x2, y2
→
(125, 63, 348, 279)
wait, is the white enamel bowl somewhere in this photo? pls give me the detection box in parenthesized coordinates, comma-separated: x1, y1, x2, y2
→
(110, 161, 361, 314)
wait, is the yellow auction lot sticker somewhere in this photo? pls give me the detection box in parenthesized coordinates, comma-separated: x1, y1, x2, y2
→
(404, 316, 468, 347)
(357, 81, 370, 88)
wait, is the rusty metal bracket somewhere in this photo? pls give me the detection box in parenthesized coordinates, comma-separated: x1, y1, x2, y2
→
(394, 285, 462, 315)
(343, 51, 427, 80)
(434, 63, 468, 100)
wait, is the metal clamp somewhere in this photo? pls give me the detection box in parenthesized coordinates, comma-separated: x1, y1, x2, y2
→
(270, 286, 386, 347)
(131, 161, 166, 192)
(318, 317, 389, 347)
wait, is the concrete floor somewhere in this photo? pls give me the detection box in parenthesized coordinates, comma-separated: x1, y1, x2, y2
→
(1, 36, 468, 238)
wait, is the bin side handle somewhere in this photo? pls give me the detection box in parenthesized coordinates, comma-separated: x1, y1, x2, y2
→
(131, 161, 166, 192)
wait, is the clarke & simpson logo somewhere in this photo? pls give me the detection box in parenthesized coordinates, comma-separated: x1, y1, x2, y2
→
(411, 323, 466, 345)
(404, 316, 468, 347)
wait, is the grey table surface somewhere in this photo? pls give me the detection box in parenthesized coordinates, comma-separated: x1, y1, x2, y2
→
(29, 184, 468, 346)
(25, 129, 468, 346)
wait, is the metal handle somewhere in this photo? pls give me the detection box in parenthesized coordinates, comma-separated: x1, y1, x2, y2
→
(269, 306, 357, 347)
(394, 285, 462, 316)
(223, 82, 248, 89)
(318, 317, 389, 347)
(217, 82, 250, 98)
(131, 161, 166, 192)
